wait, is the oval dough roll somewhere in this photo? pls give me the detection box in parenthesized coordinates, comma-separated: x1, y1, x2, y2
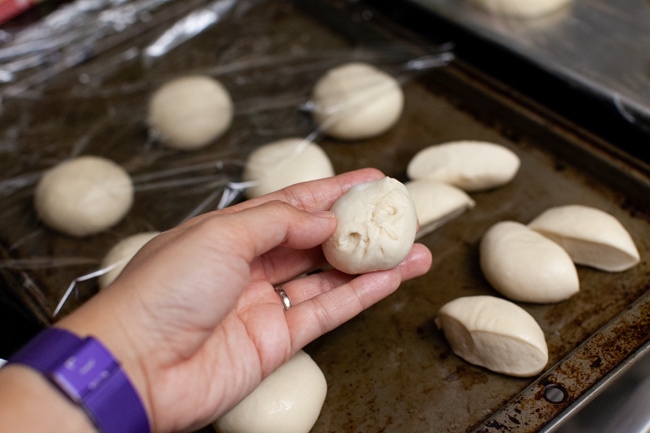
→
(407, 140, 520, 192)
(480, 221, 579, 303)
(474, 0, 572, 18)
(405, 179, 475, 238)
(214, 350, 327, 433)
(436, 295, 548, 377)
(528, 204, 640, 272)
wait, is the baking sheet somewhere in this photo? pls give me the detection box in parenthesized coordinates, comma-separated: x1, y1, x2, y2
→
(396, 0, 650, 135)
(1, 1, 650, 432)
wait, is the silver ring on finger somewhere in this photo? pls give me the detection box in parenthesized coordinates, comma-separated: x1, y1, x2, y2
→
(275, 287, 292, 311)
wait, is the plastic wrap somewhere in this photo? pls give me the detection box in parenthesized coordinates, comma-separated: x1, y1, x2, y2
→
(0, 0, 453, 321)
(402, 0, 650, 133)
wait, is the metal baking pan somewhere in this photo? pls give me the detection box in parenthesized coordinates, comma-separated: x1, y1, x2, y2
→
(1, 1, 649, 432)
(381, 0, 650, 140)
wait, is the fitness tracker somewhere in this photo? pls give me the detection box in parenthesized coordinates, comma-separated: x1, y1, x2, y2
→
(7, 327, 150, 433)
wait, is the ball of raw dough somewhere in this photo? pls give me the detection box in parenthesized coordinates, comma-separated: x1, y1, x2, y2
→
(242, 138, 335, 199)
(322, 177, 418, 274)
(214, 350, 327, 433)
(311, 62, 404, 140)
(436, 295, 548, 377)
(474, 0, 572, 18)
(147, 75, 233, 150)
(407, 140, 520, 192)
(405, 179, 475, 238)
(528, 204, 640, 272)
(34, 156, 134, 237)
(480, 221, 579, 303)
(98, 231, 160, 289)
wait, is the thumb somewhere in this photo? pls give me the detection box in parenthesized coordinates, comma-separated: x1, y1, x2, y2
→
(215, 200, 337, 261)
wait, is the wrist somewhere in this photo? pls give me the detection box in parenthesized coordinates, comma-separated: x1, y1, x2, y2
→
(6, 327, 151, 433)
(56, 291, 154, 427)
(0, 364, 96, 433)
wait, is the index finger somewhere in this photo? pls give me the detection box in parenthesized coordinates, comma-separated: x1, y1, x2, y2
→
(225, 167, 386, 214)
(173, 168, 385, 244)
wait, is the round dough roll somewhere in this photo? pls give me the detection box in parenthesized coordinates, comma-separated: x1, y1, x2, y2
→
(322, 177, 417, 274)
(214, 350, 327, 433)
(474, 0, 572, 18)
(407, 140, 520, 192)
(99, 231, 160, 289)
(480, 221, 579, 303)
(528, 204, 640, 272)
(436, 295, 548, 377)
(147, 75, 233, 150)
(243, 138, 335, 199)
(34, 156, 134, 237)
(311, 62, 404, 140)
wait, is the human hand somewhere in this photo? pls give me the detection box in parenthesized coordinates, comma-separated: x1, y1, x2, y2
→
(58, 168, 433, 433)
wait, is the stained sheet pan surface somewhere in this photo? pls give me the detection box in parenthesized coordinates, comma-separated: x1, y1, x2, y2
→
(0, 1, 649, 432)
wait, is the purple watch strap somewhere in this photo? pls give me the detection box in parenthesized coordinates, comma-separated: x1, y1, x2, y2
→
(8, 327, 150, 433)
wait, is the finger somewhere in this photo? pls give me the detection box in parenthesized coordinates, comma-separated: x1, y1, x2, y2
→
(173, 168, 384, 238)
(214, 201, 337, 262)
(224, 168, 385, 214)
(285, 243, 432, 350)
(249, 244, 329, 286)
(275, 269, 354, 305)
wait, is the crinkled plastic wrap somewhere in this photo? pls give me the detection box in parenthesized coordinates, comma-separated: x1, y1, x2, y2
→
(401, 0, 650, 132)
(0, 0, 452, 321)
